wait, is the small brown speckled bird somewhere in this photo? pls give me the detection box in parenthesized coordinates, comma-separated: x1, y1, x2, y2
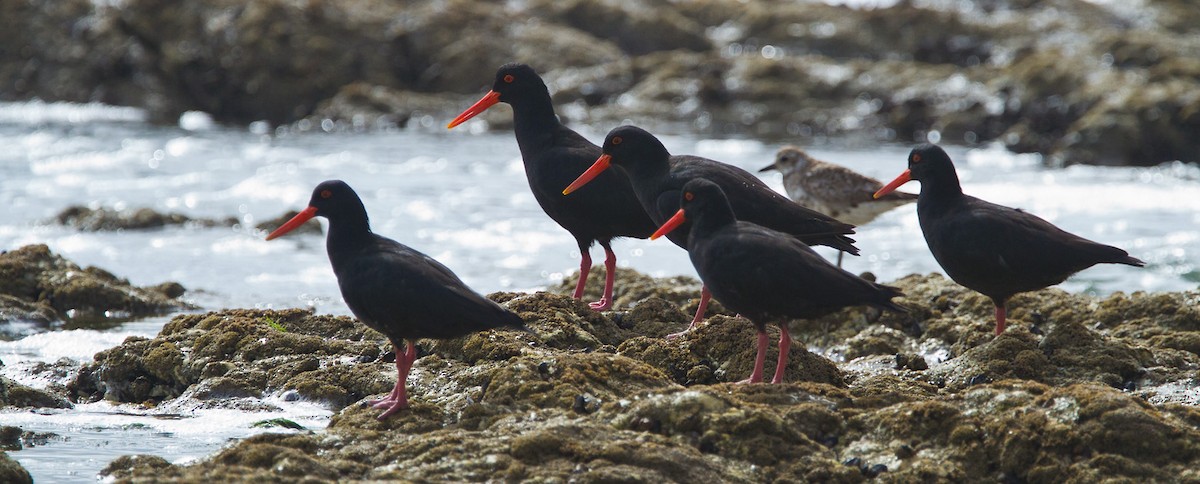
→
(760, 146, 917, 266)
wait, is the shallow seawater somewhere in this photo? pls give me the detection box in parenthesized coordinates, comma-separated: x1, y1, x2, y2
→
(0, 101, 1197, 481)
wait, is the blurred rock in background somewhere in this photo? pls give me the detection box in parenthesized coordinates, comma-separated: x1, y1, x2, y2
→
(2, 0, 1197, 166)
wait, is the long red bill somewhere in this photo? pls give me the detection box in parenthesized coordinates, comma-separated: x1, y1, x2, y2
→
(650, 209, 687, 240)
(446, 90, 501, 129)
(562, 154, 611, 195)
(266, 206, 318, 240)
(873, 169, 912, 199)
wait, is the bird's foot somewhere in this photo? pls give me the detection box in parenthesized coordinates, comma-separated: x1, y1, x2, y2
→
(588, 298, 612, 311)
(664, 328, 690, 340)
(369, 398, 397, 409)
(375, 399, 409, 420)
(665, 320, 702, 340)
(734, 377, 760, 385)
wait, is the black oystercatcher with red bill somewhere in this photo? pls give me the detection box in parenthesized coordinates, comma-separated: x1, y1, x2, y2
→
(563, 125, 859, 337)
(266, 180, 527, 419)
(652, 178, 904, 383)
(873, 144, 1145, 335)
(448, 64, 656, 311)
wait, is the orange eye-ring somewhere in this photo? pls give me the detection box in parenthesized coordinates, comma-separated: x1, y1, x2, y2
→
(320, 189, 333, 199)
(912, 153, 922, 163)
(684, 192, 694, 201)
(503, 74, 514, 83)
(611, 136, 622, 145)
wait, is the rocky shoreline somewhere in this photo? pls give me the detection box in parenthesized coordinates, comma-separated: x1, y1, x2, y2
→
(3, 252, 1197, 482)
(3, 0, 1199, 166)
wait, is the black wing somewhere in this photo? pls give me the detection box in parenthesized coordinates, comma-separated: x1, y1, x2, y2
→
(672, 155, 859, 253)
(336, 236, 524, 341)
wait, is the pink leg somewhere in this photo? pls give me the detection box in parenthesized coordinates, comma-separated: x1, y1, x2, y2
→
(737, 329, 769, 384)
(771, 324, 792, 384)
(588, 244, 616, 311)
(666, 286, 711, 340)
(376, 341, 418, 419)
(368, 344, 404, 406)
(994, 303, 1007, 335)
(572, 248, 593, 300)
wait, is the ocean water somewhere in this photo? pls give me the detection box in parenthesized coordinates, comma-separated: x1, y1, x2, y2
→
(0, 101, 1196, 481)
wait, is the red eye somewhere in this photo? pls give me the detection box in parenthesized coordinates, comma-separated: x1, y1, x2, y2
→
(611, 136, 622, 145)
(503, 74, 514, 83)
(684, 192, 694, 201)
(911, 153, 922, 163)
(320, 190, 333, 199)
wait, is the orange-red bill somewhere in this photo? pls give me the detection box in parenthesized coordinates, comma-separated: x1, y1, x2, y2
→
(650, 209, 687, 240)
(446, 90, 501, 129)
(266, 206, 318, 240)
(873, 169, 912, 199)
(562, 154, 612, 195)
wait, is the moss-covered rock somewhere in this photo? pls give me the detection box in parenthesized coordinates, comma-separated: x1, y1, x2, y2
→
(0, 376, 72, 409)
(77, 269, 1200, 482)
(0, 244, 190, 325)
(0, 451, 32, 484)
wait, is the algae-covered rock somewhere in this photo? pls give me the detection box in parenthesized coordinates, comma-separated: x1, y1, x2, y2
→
(0, 451, 32, 484)
(619, 314, 844, 386)
(99, 454, 174, 481)
(68, 308, 387, 406)
(93, 269, 1200, 482)
(0, 376, 72, 409)
(0, 244, 190, 325)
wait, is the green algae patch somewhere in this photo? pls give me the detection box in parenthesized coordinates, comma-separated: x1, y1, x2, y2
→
(511, 292, 625, 347)
(604, 384, 840, 470)
(483, 352, 676, 411)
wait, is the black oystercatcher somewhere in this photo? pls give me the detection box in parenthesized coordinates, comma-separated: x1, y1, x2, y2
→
(563, 125, 858, 337)
(873, 144, 1145, 334)
(267, 180, 527, 419)
(759, 146, 917, 266)
(652, 178, 904, 383)
(448, 64, 656, 311)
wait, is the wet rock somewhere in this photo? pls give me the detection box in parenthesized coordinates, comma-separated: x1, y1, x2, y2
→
(0, 244, 191, 325)
(845, 326, 909, 359)
(82, 269, 1200, 482)
(0, 294, 59, 328)
(68, 308, 387, 406)
(255, 210, 323, 237)
(0, 451, 32, 484)
(52, 205, 237, 231)
(99, 454, 174, 481)
(0, 427, 19, 451)
(0, 376, 72, 409)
